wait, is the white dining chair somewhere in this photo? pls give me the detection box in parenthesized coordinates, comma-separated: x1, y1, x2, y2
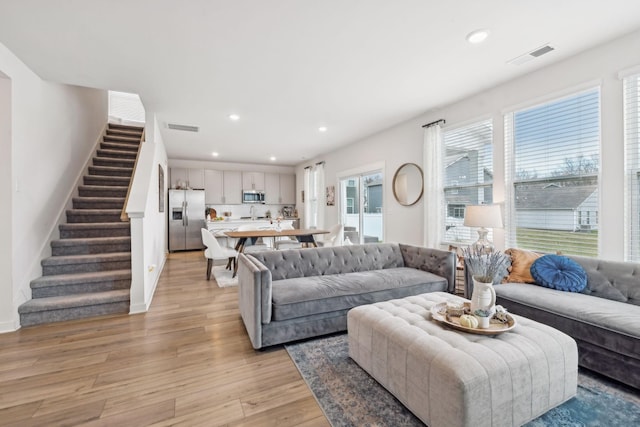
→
(274, 223, 303, 250)
(201, 228, 239, 280)
(317, 223, 343, 247)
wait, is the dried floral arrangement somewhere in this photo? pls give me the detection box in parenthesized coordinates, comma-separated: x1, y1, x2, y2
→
(462, 246, 509, 283)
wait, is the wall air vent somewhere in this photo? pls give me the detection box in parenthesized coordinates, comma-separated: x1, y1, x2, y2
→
(508, 44, 555, 66)
(167, 123, 199, 132)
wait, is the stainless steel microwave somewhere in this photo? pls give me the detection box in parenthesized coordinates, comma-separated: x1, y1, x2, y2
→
(242, 190, 265, 204)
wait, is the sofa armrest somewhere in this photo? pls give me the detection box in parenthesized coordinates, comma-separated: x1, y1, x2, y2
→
(238, 253, 272, 349)
(399, 244, 456, 293)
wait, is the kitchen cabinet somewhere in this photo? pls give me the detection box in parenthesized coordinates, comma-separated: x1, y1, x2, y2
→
(279, 174, 296, 205)
(264, 173, 296, 204)
(223, 170, 242, 204)
(170, 168, 205, 189)
(242, 172, 264, 191)
(204, 169, 224, 204)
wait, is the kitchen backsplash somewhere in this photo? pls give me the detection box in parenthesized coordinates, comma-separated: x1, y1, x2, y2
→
(206, 204, 297, 219)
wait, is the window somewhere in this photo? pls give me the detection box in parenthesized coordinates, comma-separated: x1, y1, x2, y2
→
(442, 119, 493, 243)
(624, 72, 640, 261)
(505, 88, 600, 257)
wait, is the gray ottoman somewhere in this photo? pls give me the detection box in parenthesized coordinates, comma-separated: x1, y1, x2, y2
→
(348, 292, 577, 427)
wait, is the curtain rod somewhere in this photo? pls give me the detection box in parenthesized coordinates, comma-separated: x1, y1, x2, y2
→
(316, 161, 325, 166)
(422, 119, 445, 128)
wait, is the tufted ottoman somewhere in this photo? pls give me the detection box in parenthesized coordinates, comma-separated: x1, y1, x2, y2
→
(347, 292, 577, 427)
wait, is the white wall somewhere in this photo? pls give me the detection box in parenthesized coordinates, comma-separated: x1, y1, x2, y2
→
(0, 42, 107, 331)
(0, 72, 13, 331)
(297, 28, 640, 260)
(128, 114, 168, 313)
(168, 158, 295, 174)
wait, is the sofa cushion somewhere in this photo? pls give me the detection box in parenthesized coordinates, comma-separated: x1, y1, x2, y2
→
(504, 248, 541, 283)
(250, 243, 405, 281)
(530, 255, 587, 292)
(495, 283, 640, 358)
(270, 267, 447, 321)
(568, 255, 640, 305)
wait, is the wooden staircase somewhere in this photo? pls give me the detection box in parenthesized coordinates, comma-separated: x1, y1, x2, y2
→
(18, 123, 143, 327)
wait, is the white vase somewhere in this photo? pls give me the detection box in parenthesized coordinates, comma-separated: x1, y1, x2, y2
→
(470, 276, 496, 317)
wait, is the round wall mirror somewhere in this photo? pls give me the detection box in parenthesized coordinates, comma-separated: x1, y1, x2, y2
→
(392, 163, 424, 206)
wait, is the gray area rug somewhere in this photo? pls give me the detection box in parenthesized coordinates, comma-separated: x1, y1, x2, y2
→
(286, 334, 640, 427)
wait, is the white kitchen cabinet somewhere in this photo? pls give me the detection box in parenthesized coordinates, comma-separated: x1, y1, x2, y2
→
(204, 169, 224, 204)
(223, 170, 242, 204)
(264, 173, 296, 204)
(242, 171, 265, 190)
(279, 174, 296, 205)
(264, 173, 281, 204)
(170, 168, 205, 189)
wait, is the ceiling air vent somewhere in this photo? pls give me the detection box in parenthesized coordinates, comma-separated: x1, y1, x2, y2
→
(167, 123, 199, 132)
(508, 44, 555, 66)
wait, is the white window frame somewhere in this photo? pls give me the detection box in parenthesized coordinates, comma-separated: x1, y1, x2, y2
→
(504, 87, 601, 257)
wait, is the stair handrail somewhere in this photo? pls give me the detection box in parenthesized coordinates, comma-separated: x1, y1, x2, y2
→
(120, 127, 146, 222)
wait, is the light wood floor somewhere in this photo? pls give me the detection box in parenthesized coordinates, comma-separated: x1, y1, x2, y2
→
(0, 251, 330, 426)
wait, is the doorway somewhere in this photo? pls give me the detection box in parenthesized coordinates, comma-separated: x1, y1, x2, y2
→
(339, 168, 384, 244)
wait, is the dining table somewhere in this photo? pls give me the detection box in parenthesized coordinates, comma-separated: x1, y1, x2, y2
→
(224, 228, 329, 277)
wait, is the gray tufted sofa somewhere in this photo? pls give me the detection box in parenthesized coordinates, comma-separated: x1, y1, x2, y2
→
(238, 243, 455, 349)
(466, 254, 640, 389)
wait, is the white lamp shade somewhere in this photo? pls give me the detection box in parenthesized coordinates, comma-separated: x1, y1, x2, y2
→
(463, 204, 503, 228)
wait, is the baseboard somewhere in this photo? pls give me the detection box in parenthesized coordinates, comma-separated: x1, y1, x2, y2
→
(129, 254, 166, 314)
(0, 318, 20, 334)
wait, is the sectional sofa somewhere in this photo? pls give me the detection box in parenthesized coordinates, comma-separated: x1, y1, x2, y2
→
(237, 243, 456, 349)
(465, 251, 640, 389)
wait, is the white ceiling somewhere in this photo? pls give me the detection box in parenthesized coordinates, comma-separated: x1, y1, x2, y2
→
(2, 1, 640, 166)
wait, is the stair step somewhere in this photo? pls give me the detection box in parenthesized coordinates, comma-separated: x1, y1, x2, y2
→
(106, 128, 143, 138)
(103, 134, 141, 144)
(18, 289, 130, 327)
(66, 209, 123, 223)
(82, 175, 130, 187)
(42, 252, 131, 275)
(51, 236, 131, 256)
(72, 196, 125, 209)
(100, 141, 140, 152)
(59, 222, 131, 239)
(78, 185, 128, 198)
(30, 270, 132, 297)
(88, 165, 133, 177)
(93, 156, 135, 169)
(96, 148, 138, 160)
(108, 123, 144, 133)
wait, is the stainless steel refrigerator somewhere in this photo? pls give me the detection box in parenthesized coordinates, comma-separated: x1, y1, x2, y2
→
(168, 189, 206, 252)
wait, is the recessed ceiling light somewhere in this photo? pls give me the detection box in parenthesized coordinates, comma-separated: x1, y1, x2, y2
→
(212, 152, 219, 157)
(466, 29, 489, 44)
(229, 114, 240, 121)
(270, 156, 276, 161)
(318, 126, 327, 132)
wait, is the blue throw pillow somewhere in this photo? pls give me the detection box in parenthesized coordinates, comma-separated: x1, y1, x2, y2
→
(530, 255, 587, 292)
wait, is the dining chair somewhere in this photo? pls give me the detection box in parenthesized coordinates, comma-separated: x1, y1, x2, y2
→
(235, 223, 271, 253)
(201, 228, 239, 280)
(274, 223, 303, 250)
(317, 223, 343, 247)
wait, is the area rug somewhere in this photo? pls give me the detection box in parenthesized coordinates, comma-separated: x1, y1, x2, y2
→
(285, 334, 640, 427)
(212, 264, 238, 287)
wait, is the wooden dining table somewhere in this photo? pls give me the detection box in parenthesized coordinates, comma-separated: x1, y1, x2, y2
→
(224, 228, 329, 277)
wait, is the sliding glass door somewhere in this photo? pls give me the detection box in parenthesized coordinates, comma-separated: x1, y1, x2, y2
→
(340, 170, 383, 244)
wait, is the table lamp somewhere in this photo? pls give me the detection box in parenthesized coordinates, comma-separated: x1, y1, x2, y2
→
(463, 204, 503, 252)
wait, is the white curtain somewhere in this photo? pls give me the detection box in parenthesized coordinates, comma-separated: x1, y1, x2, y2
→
(315, 162, 325, 230)
(424, 124, 443, 248)
(303, 167, 312, 228)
